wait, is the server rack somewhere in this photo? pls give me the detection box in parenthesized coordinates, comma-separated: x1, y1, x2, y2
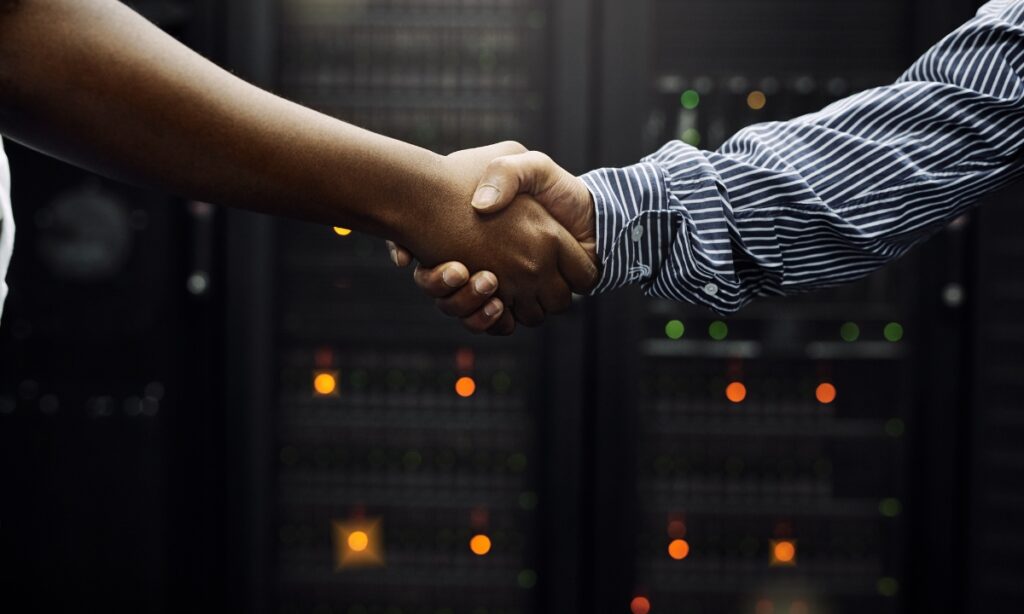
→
(224, 2, 590, 613)
(586, 1, 981, 614)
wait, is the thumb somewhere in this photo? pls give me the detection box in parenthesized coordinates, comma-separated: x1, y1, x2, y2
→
(471, 151, 561, 214)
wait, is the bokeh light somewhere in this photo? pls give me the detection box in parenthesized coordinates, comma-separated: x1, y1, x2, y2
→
(469, 534, 492, 556)
(665, 320, 685, 340)
(747, 90, 767, 110)
(726, 382, 747, 404)
(347, 530, 369, 552)
(681, 89, 700, 109)
(455, 376, 477, 398)
(816, 383, 837, 404)
(630, 596, 651, 614)
(884, 322, 905, 342)
(771, 540, 797, 565)
(840, 321, 860, 342)
(314, 372, 337, 396)
(668, 539, 690, 560)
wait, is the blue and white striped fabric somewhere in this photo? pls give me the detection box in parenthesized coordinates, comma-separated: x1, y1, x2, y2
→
(581, 0, 1024, 314)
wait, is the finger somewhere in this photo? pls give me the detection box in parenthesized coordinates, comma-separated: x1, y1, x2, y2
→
(554, 224, 599, 294)
(538, 275, 573, 316)
(461, 298, 505, 334)
(512, 298, 546, 328)
(487, 311, 517, 336)
(436, 271, 499, 318)
(413, 262, 471, 299)
(386, 241, 414, 267)
(472, 151, 562, 214)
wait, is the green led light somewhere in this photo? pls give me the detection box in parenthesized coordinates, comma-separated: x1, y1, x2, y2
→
(885, 418, 906, 438)
(877, 577, 900, 598)
(884, 322, 905, 342)
(682, 128, 701, 146)
(681, 89, 701, 109)
(709, 320, 729, 341)
(665, 320, 685, 340)
(517, 569, 538, 589)
(840, 322, 860, 343)
(879, 498, 902, 518)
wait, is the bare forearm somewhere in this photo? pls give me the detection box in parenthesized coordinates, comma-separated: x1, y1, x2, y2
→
(0, 0, 439, 239)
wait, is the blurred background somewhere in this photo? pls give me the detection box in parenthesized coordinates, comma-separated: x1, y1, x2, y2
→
(1, 0, 1022, 613)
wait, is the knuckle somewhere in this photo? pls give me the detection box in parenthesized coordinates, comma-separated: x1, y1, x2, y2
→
(498, 140, 527, 153)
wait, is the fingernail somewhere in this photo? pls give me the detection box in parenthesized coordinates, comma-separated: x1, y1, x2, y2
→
(484, 299, 503, 317)
(473, 274, 496, 295)
(442, 266, 468, 288)
(472, 185, 501, 210)
(389, 246, 399, 266)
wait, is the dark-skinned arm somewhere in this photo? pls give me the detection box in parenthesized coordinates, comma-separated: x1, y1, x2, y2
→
(0, 0, 597, 325)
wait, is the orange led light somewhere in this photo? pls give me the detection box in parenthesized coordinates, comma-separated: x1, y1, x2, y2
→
(314, 372, 337, 396)
(816, 383, 837, 404)
(748, 91, 767, 110)
(771, 540, 797, 566)
(726, 382, 747, 404)
(455, 376, 477, 398)
(347, 530, 369, 552)
(332, 518, 384, 569)
(333, 227, 353, 236)
(630, 596, 651, 614)
(469, 534, 492, 556)
(668, 539, 690, 560)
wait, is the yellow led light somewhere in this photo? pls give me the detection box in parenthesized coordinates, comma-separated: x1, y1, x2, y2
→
(314, 372, 338, 396)
(333, 227, 353, 236)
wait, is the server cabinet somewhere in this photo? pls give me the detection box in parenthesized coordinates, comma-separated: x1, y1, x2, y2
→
(224, 2, 588, 613)
(587, 1, 980, 613)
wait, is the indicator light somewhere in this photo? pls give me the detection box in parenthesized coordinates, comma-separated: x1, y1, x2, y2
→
(726, 382, 747, 404)
(770, 540, 797, 566)
(668, 539, 690, 560)
(747, 90, 767, 110)
(815, 383, 837, 404)
(470, 534, 492, 556)
(314, 372, 337, 396)
(455, 376, 476, 398)
(630, 596, 651, 614)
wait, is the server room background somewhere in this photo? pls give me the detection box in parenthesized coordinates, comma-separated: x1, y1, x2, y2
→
(1, 1, 1021, 613)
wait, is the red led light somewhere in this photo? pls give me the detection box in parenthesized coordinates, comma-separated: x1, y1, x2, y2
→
(630, 596, 651, 614)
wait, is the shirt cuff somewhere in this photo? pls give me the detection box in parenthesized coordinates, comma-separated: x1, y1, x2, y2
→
(580, 161, 677, 295)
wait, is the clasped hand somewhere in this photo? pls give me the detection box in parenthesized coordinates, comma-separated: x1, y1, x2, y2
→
(387, 142, 597, 335)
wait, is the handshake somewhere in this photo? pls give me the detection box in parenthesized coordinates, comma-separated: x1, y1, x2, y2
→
(382, 141, 598, 336)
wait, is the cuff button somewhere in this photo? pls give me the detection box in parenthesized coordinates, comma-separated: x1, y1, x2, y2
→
(703, 283, 719, 296)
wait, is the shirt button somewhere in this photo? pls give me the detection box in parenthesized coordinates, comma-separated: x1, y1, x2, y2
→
(703, 283, 719, 296)
(631, 225, 644, 242)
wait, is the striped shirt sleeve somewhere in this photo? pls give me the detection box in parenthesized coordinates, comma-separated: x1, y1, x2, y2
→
(580, 0, 1024, 314)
